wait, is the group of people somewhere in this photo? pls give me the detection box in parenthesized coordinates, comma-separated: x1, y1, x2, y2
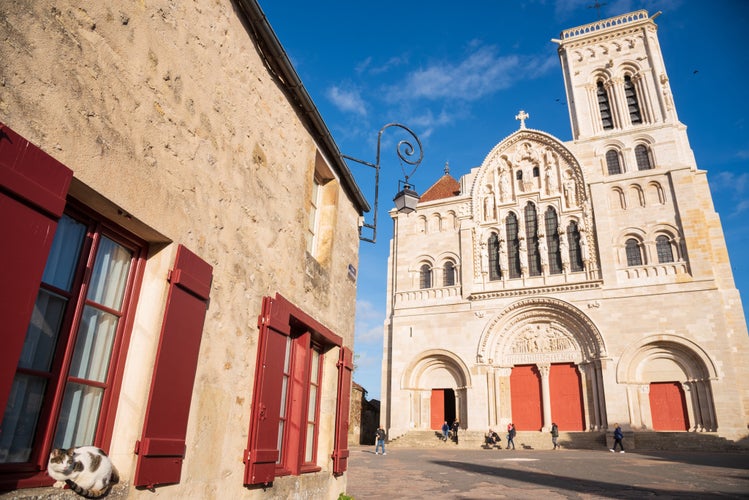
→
(485, 423, 517, 449)
(375, 422, 626, 455)
(441, 420, 461, 443)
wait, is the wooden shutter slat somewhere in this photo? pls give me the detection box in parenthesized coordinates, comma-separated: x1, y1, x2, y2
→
(332, 346, 353, 475)
(0, 123, 72, 416)
(133, 245, 212, 489)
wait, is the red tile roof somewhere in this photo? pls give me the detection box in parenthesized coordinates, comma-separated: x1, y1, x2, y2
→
(419, 170, 461, 202)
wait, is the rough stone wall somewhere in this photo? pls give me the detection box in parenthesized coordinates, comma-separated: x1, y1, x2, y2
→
(1, 1, 360, 499)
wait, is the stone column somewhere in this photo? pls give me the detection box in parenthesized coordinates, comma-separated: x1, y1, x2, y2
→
(538, 363, 552, 431)
(497, 367, 513, 426)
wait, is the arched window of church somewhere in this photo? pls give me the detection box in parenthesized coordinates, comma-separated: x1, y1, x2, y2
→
(545, 207, 562, 274)
(597, 80, 614, 130)
(624, 75, 642, 124)
(656, 235, 674, 263)
(419, 264, 432, 289)
(606, 149, 622, 175)
(635, 144, 653, 170)
(516, 170, 523, 181)
(525, 203, 541, 276)
(625, 238, 643, 266)
(443, 261, 456, 286)
(567, 221, 584, 272)
(488, 233, 501, 281)
(506, 213, 521, 279)
(533, 166, 540, 177)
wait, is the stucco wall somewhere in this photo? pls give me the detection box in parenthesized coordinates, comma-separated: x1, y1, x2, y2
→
(1, 1, 360, 498)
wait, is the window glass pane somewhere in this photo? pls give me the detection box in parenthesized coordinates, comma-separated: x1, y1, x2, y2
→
(87, 237, 132, 310)
(276, 421, 285, 464)
(310, 350, 320, 384)
(19, 290, 67, 371)
(606, 150, 621, 175)
(568, 222, 584, 272)
(420, 265, 431, 289)
(53, 382, 103, 448)
(41, 215, 86, 291)
(657, 236, 674, 263)
(304, 423, 315, 462)
(0, 374, 46, 463)
(525, 203, 541, 276)
(635, 145, 652, 170)
(626, 239, 643, 266)
(545, 208, 562, 274)
(69, 306, 119, 383)
(488, 234, 501, 281)
(307, 385, 318, 422)
(506, 213, 520, 278)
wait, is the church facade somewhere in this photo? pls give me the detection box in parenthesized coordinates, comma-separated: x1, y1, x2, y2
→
(381, 10, 749, 443)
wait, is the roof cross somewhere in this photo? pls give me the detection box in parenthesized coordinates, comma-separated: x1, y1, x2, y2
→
(587, 1, 607, 20)
(515, 110, 529, 129)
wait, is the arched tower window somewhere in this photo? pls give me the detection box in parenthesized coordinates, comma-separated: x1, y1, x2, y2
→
(656, 235, 674, 263)
(525, 203, 541, 276)
(443, 261, 456, 286)
(606, 149, 622, 175)
(419, 264, 432, 289)
(567, 221, 584, 272)
(625, 238, 643, 266)
(545, 207, 562, 274)
(624, 75, 642, 124)
(506, 213, 521, 279)
(635, 144, 653, 170)
(488, 233, 501, 281)
(597, 80, 614, 130)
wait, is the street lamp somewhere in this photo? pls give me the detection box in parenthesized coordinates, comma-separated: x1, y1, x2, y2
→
(342, 123, 424, 243)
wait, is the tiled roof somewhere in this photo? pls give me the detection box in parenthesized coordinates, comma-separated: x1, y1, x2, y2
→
(419, 172, 461, 202)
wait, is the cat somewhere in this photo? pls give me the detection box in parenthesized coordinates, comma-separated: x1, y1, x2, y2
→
(47, 446, 119, 498)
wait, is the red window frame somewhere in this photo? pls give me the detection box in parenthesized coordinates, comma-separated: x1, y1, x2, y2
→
(244, 294, 352, 486)
(0, 202, 147, 489)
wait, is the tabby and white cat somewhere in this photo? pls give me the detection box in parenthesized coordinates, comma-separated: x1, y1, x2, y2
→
(47, 446, 119, 498)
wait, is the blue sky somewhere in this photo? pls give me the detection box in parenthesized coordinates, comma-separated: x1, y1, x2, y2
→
(260, 0, 749, 400)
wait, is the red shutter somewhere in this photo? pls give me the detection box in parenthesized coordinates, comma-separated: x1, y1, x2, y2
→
(244, 296, 287, 485)
(133, 245, 212, 488)
(0, 123, 72, 414)
(332, 346, 353, 475)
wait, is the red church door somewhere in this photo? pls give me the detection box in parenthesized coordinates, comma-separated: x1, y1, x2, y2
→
(430, 389, 445, 430)
(549, 363, 584, 430)
(650, 382, 689, 430)
(510, 365, 542, 430)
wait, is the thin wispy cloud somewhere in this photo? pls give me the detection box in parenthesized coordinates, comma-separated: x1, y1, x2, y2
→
(385, 45, 521, 102)
(327, 85, 368, 116)
(355, 299, 385, 345)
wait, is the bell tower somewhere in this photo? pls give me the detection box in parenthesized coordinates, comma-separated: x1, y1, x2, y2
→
(555, 10, 680, 142)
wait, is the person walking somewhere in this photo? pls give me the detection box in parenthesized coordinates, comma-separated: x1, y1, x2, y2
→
(452, 419, 460, 445)
(375, 426, 387, 455)
(610, 423, 625, 453)
(551, 422, 559, 450)
(506, 423, 516, 450)
(441, 421, 450, 442)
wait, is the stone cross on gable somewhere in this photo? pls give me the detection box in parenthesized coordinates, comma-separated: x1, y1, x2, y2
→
(515, 110, 529, 129)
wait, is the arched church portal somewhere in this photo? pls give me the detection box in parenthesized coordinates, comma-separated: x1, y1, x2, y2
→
(402, 350, 471, 431)
(617, 336, 718, 432)
(478, 297, 607, 431)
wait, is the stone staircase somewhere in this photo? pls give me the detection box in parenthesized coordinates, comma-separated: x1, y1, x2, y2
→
(385, 429, 746, 451)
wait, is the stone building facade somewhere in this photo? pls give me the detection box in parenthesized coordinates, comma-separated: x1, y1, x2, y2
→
(382, 11, 749, 444)
(0, 1, 365, 498)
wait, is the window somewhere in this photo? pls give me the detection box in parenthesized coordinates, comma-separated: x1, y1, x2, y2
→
(488, 233, 501, 281)
(245, 294, 350, 486)
(597, 80, 613, 130)
(306, 175, 322, 254)
(443, 262, 456, 286)
(0, 209, 144, 469)
(656, 235, 674, 263)
(625, 238, 643, 266)
(506, 213, 521, 279)
(606, 149, 622, 175)
(525, 203, 541, 276)
(545, 208, 562, 274)
(419, 264, 432, 289)
(624, 75, 642, 124)
(567, 221, 584, 272)
(635, 145, 653, 170)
